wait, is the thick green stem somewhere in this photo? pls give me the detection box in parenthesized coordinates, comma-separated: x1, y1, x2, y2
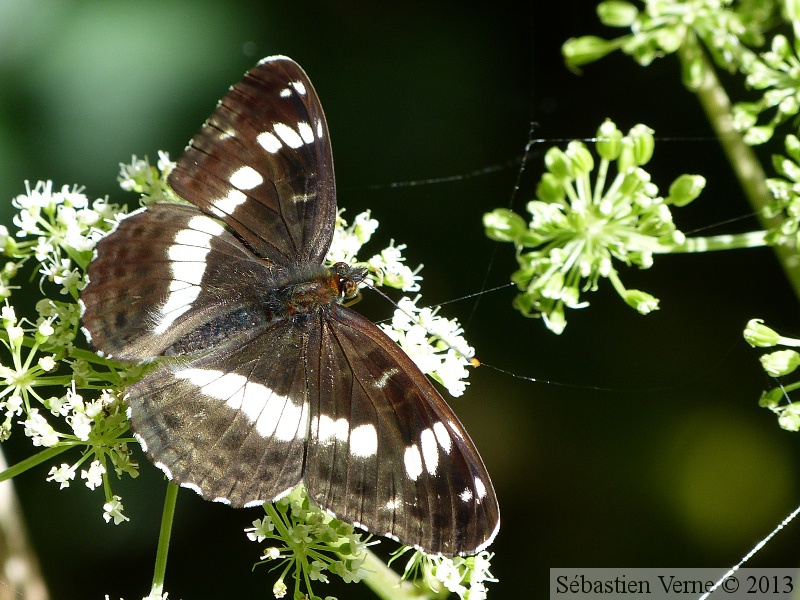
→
(361, 548, 435, 600)
(0, 445, 71, 482)
(148, 482, 179, 600)
(678, 41, 800, 296)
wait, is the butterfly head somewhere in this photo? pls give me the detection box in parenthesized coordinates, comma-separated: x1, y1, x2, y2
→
(330, 262, 367, 302)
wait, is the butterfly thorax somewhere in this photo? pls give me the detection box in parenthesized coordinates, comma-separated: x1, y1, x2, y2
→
(272, 262, 367, 317)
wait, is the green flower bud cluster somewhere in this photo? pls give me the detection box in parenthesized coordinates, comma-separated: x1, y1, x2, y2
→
(765, 132, 800, 246)
(744, 319, 800, 431)
(733, 35, 800, 145)
(563, 0, 770, 88)
(484, 120, 704, 334)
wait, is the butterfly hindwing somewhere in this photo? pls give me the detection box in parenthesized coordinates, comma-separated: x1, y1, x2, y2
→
(127, 316, 313, 506)
(304, 305, 499, 555)
(167, 56, 336, 266)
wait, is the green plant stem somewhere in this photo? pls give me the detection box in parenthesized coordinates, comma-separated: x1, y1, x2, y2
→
(148, 482, 179, 600)
(0, 445, 70, 482)
(361, 548, 435, 600)
(659, 230, 767, 253)
(678, 41, 800, 297)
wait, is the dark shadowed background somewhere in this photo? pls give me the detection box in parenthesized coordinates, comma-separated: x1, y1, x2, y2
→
(1, 1, 799, 599)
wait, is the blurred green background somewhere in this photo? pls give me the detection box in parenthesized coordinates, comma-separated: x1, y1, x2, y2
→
(2, 1, 800, 598)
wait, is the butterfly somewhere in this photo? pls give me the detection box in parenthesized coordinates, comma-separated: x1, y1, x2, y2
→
(80, 55, 499, 556)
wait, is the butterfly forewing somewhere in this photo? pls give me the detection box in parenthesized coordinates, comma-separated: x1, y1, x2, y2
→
(82, 204, 271, 360)
(81, 55, 500, 556)
(168, 56, 336, 265)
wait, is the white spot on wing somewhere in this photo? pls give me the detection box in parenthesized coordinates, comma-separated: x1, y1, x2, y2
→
(161, 285, 200, 312)
(374, 367, 400, 389)
(291, 80, 307, 96)
(155, 215, 225, 334)
(178, 368, 220, 388)
(167, 244, 203, 264)
(213, 497, 231, 504)
(153, 301, 193, 334)
(132, 430, 147, 452)
(432, 421, 452, 454)
(419, 428, 439, 475)
(188, 215, 225, 236)
(273, 400, 308, 442)
(229, 166, 263, 190)
(404, 444, 423, 481)
(166, 261, 204, 294)
(273, 122, 304, 148)
(349, 423, 378, 458)
(174, 229, 213, 249)
(257, 131, 282, 153)
(316, 414, 349, 444)
(316, 119, 324, 138)
(213, 189, 247, 215)
(176, 369, 309, 442)
(459, 487, 473, 502)
(154, 462, 172, 479)
(279, 87, 292, 98)
(297, 121, 314, 144)
(291, 191, 316, 205)
(474, 476, 487, 500)
(449, 419, 466, 440)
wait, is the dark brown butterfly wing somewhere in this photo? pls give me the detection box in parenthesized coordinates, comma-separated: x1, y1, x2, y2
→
(305, 305, 500, 555)
(168, 55, 335, 265)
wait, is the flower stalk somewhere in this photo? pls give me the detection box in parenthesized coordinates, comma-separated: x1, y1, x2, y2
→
(146, 482, 179, 600)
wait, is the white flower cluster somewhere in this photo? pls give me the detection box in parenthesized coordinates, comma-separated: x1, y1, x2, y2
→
(118, 152, 177, 204)
(0, 280, 135, 524)
(10, 180, 124, 297)
(399, 548, 497, 600)
(329, 210, 421, 292)
(328, 210, 379, 263)
(366, 240, 421, 292)
(429, 552, 496, 600)
(380, 296, 475, 397)
(328, 211, 470, 396)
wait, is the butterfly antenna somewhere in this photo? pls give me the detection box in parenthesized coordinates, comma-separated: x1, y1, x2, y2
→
(433, 283, 516, 309)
